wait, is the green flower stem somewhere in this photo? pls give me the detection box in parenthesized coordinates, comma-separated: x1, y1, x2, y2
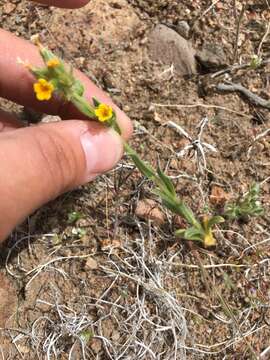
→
(71, 93, 97, 118)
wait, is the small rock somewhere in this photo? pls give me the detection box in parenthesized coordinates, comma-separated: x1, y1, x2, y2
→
(179, 159, 196, 173)
(170, 159, 179, 170)
(112, 331, 121, 341)
(3, 3, 16, 14)
(90, 338, 102, 354)
(100, 238, 122, 250)
(42, 115, 61, 123)
(173, 215, 187, 228)
(210, 186, 230, 206)
(196, 43, 228, 70)
(85, 258, 98, 270)
(16, 345, 30, 354)
(175, 20, 190, 39)
(148, 24, 197, 76)
(135, 199, 165, 225)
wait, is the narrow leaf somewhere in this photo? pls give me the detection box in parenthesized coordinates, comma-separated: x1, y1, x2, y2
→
(206, 216, 224, 230)
(93, 97, 101, 107)
(175, 229, 186, 236)
(176, 202, 201, 229)
(157, 166, 176, 196)
(124, 143, 156, 180)
(184, 227, 204, 242)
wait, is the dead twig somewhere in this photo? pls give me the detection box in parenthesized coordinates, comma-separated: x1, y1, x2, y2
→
(247, 128, 270, 159)
(258, 22, 270, 58)
(167, 117, 217, 174)
(217, 82, 270, 109)
(151, 102, 251, 118)
(211, 59, 270, 78)
(232, 4, 246, 64)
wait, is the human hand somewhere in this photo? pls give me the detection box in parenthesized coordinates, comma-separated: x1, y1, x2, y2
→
(0, 0, 132, 241)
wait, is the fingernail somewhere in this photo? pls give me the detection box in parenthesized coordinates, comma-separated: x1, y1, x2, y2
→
(80, 128, 123, 182)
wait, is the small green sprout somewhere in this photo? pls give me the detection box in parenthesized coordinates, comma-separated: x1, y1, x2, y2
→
(67, 211, 82, 224)
(250, 55, 262, 70)
(224, 183, 264, 220)
(71, 227, 87, 238)
(79, 329, 94, 343)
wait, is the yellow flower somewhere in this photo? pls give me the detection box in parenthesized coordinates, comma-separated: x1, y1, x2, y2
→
(47, 58, 60, 68)
(202, 216, 216, 247)
(203, 231, 216, 247)
(33, 78, 54, 101)
(95, 104, 113, 122)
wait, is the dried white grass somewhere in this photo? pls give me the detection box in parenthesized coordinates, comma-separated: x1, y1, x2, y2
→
(151, 101, 251, 118)
(97, 239, 188, 360)
(167, 117, 217, 173)
(247, 128, 270, 159)
(29, 300, 93, 360)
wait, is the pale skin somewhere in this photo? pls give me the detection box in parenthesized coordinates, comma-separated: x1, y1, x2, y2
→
(0, 0, 132, 241)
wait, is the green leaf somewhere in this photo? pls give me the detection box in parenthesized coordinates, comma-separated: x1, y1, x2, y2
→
(177, 202, 201, 228)
(40, 47, 56, 63)
(111, 115, 122, 136)
(31, 67, 50, 79)
(157, 166, 176, 197)
(159, 193, 183, 215)
(79, 329, 93, 343)
(73, 79, 84, 96)
(175, 229, 186, 236)
(183, 227, 204, 241)
(71, 94, 96, 118)
(205, 216, 224, 230)
(93, 97, 101, 107)
(124, 143, 156, 180)
(67, 211, 82, 224)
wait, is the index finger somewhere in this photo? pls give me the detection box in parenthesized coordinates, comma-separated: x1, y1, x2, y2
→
(32, 0, 90, 8)
(0, 30, 132, 139)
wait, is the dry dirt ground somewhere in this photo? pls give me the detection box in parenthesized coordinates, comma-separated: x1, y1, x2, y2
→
(0, 0, 270, 359)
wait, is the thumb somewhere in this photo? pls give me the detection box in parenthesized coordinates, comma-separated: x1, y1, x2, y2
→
(0, 120, 123, 240)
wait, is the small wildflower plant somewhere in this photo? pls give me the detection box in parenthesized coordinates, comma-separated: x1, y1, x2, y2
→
(23, 38, 224, 247)
(224, 183, 264, 220)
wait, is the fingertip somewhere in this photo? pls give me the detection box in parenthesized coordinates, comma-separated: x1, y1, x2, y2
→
(32, 0, 90, 8)
(115, 109, 133, 141)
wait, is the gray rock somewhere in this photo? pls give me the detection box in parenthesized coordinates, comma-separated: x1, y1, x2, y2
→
(196, 43, 228, 70)
(175, 20, 190, 39)
(148, 24, 197, 76)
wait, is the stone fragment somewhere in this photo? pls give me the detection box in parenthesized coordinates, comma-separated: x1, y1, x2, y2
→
(148, 24, 197, 75)
(3, 3, 16, 14)
(210, 186, 230, 206)
(100, 238, 122, 250)
(135, 199, 165, 225)
(90, 338, 102, 354)
(85, 257, 98, 270)
(196, 43, 228, 70)
(175, 20, 190, 39)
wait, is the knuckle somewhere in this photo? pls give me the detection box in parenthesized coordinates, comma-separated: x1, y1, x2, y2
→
(32, 127, 78, 194)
